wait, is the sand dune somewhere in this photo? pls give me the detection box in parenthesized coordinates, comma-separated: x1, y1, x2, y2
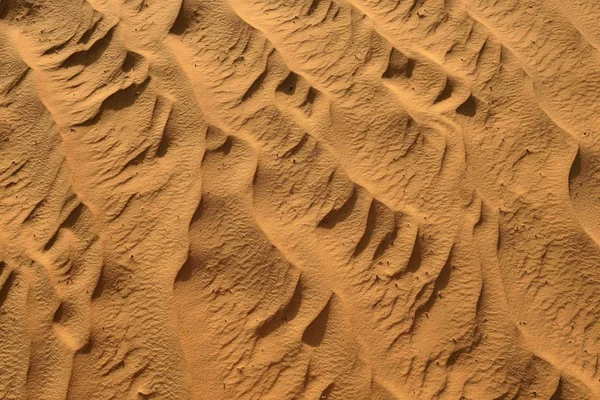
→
(1, 0, 600, 398)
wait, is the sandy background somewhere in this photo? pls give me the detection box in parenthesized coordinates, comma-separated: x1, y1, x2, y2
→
(1, 0, 600, 398)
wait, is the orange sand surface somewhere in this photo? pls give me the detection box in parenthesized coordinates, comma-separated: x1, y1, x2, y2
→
(2, 0, 600, 399)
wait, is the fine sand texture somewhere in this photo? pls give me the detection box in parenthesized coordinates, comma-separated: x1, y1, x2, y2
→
(2, 0, 600, 399)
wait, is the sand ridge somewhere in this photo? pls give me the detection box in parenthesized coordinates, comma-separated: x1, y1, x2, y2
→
(1, 0, 600, 399)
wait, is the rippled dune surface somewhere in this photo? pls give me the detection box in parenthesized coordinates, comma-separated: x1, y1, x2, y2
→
(2, 0, 600, 399)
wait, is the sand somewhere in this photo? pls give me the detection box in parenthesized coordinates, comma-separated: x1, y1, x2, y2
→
(1, 0, 600, 398)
